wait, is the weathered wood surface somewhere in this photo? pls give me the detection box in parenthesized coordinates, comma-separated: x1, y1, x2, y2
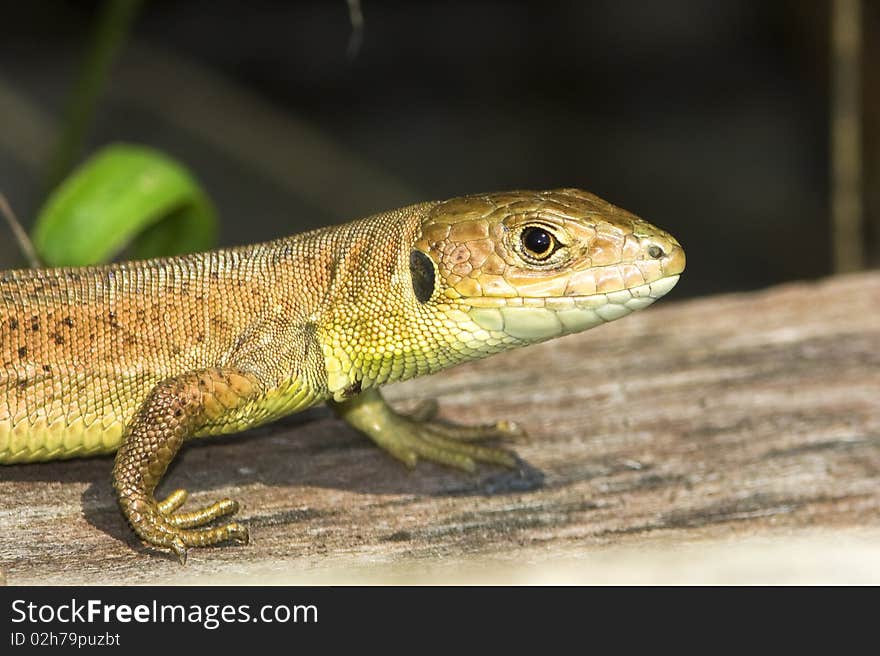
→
(1, 272, 878, 584)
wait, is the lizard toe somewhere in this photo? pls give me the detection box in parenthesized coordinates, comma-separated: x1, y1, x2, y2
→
(165, 497, 240, 529)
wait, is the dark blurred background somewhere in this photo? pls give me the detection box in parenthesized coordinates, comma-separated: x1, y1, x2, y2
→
(1, 0, 877, 298)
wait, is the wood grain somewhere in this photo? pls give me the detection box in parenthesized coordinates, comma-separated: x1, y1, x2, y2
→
(1, 272, 878, 584)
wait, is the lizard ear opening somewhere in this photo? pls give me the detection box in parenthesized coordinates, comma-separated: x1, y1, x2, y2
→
(409, 250, 436, 303)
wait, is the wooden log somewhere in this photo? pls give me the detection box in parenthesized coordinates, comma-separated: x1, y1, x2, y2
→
(1, 272, 878, 584)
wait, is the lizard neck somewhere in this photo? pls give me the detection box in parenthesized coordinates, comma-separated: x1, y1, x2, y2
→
(284, 202, 490, 401)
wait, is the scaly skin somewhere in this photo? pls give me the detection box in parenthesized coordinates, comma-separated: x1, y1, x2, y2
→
(0, 189, 685, 561)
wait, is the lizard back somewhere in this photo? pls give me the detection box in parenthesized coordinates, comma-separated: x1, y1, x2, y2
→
(0, 243, 314, 462)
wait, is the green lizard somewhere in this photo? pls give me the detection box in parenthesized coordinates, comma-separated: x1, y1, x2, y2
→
(0, 189, 685, 562)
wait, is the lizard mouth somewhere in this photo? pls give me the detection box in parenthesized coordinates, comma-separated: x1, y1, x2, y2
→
(462, 274, 681, 341)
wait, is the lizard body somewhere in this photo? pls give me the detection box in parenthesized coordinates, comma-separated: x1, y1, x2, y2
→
(0, 189, 684, 561)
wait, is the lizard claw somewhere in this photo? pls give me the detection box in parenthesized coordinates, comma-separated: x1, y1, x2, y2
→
(172, 538, 188, 566)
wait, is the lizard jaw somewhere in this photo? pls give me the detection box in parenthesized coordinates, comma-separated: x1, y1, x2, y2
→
(463, 274, 680, 341)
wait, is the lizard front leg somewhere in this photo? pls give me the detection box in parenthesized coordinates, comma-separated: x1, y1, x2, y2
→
(331, 388, 523, 471)
(112, 368, 261, 564)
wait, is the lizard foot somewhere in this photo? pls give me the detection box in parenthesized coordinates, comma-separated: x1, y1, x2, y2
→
(112, 368, 261, 562)
(332, 388, 524, 472)
(121, 490, 249, 564)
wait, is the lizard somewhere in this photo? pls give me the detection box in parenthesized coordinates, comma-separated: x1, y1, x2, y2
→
(0, 188, 685, 563)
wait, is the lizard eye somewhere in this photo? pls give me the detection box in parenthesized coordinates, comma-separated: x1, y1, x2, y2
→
(520, 226, 557, 260)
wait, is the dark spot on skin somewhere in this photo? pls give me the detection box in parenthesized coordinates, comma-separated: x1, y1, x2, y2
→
(31, 317, 40, 332)
(42, 364, 51, 373)
(62, 317, 74, 328)
(65, 272, 80, 281)
(18, 379, 27, 389)
(8, 318, 18, 330)
(17, 346, 27, 358)
(108, 311, 119, 329)
(196, 332, 205, 343)
(409, 250, 436, 303)
(52, 333, 65, 345)
(174, 409, 182, 417)
(343, 380, 362, 399)
(210, 271, 219, 279)
(326, 257, 338, 282)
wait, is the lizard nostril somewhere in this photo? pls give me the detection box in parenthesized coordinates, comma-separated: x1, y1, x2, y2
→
(647, 244, 665, 259)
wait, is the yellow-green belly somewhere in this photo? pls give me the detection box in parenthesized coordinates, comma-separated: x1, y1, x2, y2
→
(0, 375, 320, 464)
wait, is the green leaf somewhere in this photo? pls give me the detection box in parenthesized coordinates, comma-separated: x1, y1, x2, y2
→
(33, 143, 217, 266)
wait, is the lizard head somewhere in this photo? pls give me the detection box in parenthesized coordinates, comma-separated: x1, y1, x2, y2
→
(320, 188, 684, 398)
(412, 188, 685, 344)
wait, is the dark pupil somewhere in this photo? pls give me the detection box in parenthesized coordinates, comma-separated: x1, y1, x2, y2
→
(522, 227, 552, 255)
